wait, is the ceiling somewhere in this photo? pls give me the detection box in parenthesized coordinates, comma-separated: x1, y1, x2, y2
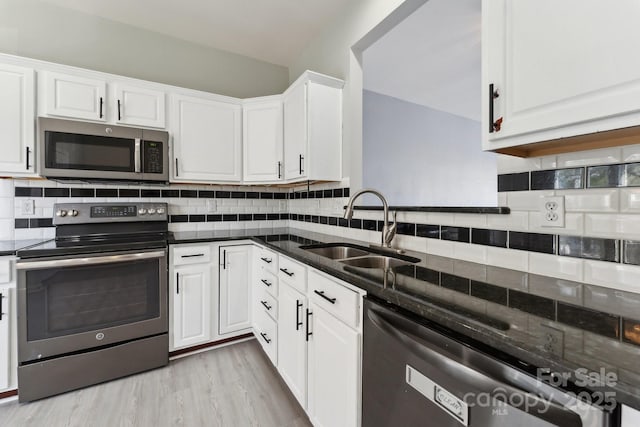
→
(38, 0, 349, 66)
(363, 0, 481, 122)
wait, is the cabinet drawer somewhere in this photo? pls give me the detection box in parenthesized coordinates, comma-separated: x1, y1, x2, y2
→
(254, 308, 277, 365)
(309, 270, 360, 329)
(256, 269, 278, 298)
(172, 245, 211, 265)
(256, 247, 278, 275)
(278, 256, 307, 292)
(256, 286, 278, 321)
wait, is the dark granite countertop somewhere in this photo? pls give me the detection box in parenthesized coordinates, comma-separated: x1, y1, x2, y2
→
(0, 239, 51, 256)
(176, 227, 640, 410)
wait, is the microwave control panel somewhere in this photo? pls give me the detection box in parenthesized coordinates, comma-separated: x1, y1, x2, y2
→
(144, 141, 164, 174)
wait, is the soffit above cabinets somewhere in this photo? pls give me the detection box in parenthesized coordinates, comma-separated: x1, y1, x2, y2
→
(38, 0, 350, 66)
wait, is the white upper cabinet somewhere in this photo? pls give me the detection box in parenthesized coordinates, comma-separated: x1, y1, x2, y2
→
(44, 72, 107, 121)
(483, 0, 640, 153)
(172, 94, 242, 183)
(114, 84, 166, 128)
(283, 71, 343, 182)
(0, 64, 35, 175)
(243, 97, 283, 182)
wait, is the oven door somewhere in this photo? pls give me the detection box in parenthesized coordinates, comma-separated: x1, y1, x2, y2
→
(16, 249, 167, 363)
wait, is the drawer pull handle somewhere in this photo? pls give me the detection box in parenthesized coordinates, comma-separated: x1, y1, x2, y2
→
(260, 279, 272, 287)
(280, 268, 294, 277)
(260, 257, 272, 264)
(260, 332, 271, 344)
(260, 300, 272, 311)
(314, 290, 336, 304)
(181, 253, 204, 258)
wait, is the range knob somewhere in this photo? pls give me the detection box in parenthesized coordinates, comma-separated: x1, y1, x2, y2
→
(70, 209, 79, 217)
(139, 208, 147, 215)
(148, 208, 156, 215)
(156, 207, 166, 215)
(56, 210, 68, 217)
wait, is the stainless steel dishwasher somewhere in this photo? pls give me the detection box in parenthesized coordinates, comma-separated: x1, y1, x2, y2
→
(362, 297, 617, 427)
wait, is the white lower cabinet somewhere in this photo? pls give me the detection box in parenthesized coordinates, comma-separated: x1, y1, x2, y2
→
(171, 262, 212, 349)
(622, 405, 640, 427)
(278, 280, 309, 407)
(307, 301, 360, 427)
(218, 245, 252, 335)
(0, 257, 18, 393)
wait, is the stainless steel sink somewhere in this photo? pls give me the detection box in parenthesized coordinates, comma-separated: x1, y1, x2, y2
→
(303, 245, 370, 260)
(339, 255, 412, 269)
(300, 243, 420, 269)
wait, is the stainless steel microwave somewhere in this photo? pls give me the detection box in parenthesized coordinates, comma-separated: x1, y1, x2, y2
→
(38, 117, 169, 183)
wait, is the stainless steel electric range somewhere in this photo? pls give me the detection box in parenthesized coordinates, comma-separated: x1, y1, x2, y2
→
(15, 202, 170, 402)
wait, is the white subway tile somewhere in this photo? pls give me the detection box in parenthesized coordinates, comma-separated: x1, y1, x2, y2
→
(557, 189, 619, 212)
(584, 261, 640, 294)
(507, 191, 554, 211)
(498, 193, 508, 206)
(0, 198, 14, 219)
(424, 213, 456, 226)
(497, 155, 541, 174)
(540, 155, 558, 169)
(585, 213, 640, 239)
(529, 212, 584, 235)
(620, 189, 640, 212)
(14, 228, 44, 240)
(0, 179, 13, 198)
(622, 144, 640, 162)
(453, 214, 488, 228)
(486, 247, 529, 271)
(557, 147, 622, 167)
(394, 235, 427, 253)
(452, 242, 487, 264)
(487, 211, 529, 231)
(0, 219, 13, 240)
(426, 239, 454, 258)
(529, 253, 584, 281)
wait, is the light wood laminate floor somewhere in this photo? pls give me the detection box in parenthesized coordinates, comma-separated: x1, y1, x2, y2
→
(0, 340, 311, 427)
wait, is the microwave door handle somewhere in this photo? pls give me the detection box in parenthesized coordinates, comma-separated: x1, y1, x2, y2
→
(367, 309, 583, 427)
(134, 138, 142, 173)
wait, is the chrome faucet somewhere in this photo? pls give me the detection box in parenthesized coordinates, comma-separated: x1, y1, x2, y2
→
(344, 188, 397, 248)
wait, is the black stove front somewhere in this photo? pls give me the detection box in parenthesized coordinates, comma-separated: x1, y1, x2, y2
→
(15, 202, 170, 402)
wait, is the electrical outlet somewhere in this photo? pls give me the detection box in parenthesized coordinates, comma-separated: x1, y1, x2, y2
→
(21, 199, 35, 215)
(540, 324, 564, 357)
(540, 195, 565, 227)
(206, 199, 217, 213)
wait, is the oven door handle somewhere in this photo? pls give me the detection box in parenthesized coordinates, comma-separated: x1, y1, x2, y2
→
(16, 250, 166, 270)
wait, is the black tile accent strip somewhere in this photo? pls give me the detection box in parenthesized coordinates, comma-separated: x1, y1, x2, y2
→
(170, 215, 188, 223)
(416, 224, 439, 239)
(189, 214, 205, 223)
(396, 222, 416, 236)
(180, 190, 198, 198)
(198, 190, 215, 198)
(162, 190, 179, 198)
(441, 226, 470, 243)
(44, 188, 70, 197)
(260, 192, 273, 199)
(216, 191, 230, 199)
(362, 220, 377, 231)
(15, 187, 42, 197)
(472, 228, 507, 248)
(29, 218, 53, 228)
(415, 266, 440, 284)
(71, 188, 95, 197)
(558, 236, 618, 262)
(141, 189, 160, 198)
(207, 214, 222, 222)
(623, 318, 640, 346)
(231, 192, 245, 199)
(267, 213, 279, 221)
(509, 231, 555, 254)
(349, 219, 362, 229)
(239, 214, 252, 221)
(223, 214, 238, 221)
(118, 189, 139, 197)
(557, 302, 619, 338)
(274, 193, 286, 200)
(95, 188, 118, 197)
(508, 290, 555, 320)
(587, 164, 623, 188)
(441, 273, 470, 293)
(246, 192, 259, 199)
(623, 241, 640, 265)
(531, 168, 584, 190)
(14, 218, 29, 229)
(497, 172, 529, 192)
(253, 214, 266, 221)
(471, 281, 508, 306)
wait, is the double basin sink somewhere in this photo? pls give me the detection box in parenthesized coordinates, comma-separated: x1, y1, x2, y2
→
(299, 243, 420, 269)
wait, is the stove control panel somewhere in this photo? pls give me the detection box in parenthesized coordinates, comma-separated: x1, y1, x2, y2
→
(53, 202, 168, 225)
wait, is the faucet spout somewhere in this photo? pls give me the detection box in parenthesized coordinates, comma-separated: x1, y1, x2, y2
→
(343, 188, 396, 248)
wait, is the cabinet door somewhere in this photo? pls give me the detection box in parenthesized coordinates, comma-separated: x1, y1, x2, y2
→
(622, 405, 640, 427)
(172, 94, 242, 182)
(172, 264, 211, 349)
(483, 0, 640, 147)
(0, 287, 11, 390)
(283, 82, 308, 180)
(243, 99, 283, 182)
(45, 72, 106, 121)
(277, 281, 308, 408)
(219, 245, 252, 335)
(115, 84, 165, 128)
(307, 302, 360, 427)
(0, 64, 35, 175)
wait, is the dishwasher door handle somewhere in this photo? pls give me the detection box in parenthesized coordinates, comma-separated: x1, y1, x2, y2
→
(367, 308, 583, 427)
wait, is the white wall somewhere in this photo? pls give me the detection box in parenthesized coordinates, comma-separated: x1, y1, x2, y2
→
(0, 0, 289, 98)
(363, 90, 497, 206)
